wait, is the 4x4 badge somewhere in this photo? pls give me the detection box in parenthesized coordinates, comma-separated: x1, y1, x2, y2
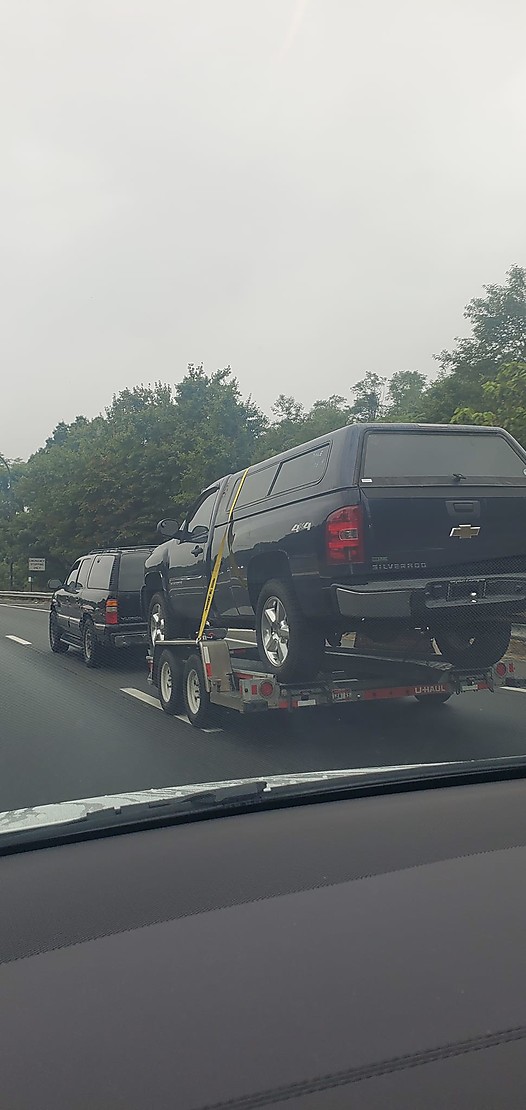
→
(449, 524, 480, 539)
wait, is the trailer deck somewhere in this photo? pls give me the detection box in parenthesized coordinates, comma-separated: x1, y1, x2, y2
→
(147, 633, 518, 728)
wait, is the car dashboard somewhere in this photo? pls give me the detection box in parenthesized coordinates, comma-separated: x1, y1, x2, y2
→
(2, 776, 526, 1108)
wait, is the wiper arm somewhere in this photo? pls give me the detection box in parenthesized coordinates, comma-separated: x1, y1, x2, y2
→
(452, 472, 466, 482)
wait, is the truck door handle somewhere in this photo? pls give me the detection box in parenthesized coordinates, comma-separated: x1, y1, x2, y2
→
(192, 546, 204, 557)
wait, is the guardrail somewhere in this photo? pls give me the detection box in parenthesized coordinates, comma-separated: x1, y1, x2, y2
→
(0, 591, 52, 602)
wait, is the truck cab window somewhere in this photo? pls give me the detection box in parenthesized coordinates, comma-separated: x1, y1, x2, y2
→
(185, 490, 217, 538)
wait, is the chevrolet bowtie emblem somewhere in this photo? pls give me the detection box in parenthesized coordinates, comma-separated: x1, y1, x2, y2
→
(449, 524, 480, 539)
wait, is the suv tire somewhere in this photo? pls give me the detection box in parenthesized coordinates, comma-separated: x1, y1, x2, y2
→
(49, 613, 69, 654)
(255, 578, 324, 681)
(82, 618, 103, 668)
(433, 621, 511, 670)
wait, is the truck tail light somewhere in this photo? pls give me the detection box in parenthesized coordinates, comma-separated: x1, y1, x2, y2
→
(105, 599, 118, 625)
(326, 505, 364, 564)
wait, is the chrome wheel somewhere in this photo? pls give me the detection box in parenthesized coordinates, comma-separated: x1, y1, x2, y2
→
(260, 596, 290, 667)
(186, 668, 201, 716)
(160, 660, 173, 704)
(150, 602, 166, 644)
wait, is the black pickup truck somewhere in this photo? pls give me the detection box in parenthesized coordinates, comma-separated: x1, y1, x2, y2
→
(143, 423, 526, 680)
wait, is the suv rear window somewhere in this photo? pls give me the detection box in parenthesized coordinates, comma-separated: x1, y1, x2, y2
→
(87, 555, 115, 590)
(118, 551, 150, 592)
(362, 432, 526, 483)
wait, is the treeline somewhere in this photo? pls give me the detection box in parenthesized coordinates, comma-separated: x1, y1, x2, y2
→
(1, 265, 526, 588)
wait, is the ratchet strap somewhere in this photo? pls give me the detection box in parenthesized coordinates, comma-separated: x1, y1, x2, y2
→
(197, 468, 249, 641)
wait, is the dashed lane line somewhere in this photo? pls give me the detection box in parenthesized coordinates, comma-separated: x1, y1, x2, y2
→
(120, 687, 222, 733)
(5, 635, 32, 646)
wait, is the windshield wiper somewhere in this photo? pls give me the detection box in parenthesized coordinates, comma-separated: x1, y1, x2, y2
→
(452, 472, 466, 482)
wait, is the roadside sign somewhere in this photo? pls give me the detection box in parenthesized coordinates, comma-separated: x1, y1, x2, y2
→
(28, 557, 46, 571)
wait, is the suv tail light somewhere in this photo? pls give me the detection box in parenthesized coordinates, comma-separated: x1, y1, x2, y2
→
(326, 505, 364, 563)
(105, 598, 118, 625)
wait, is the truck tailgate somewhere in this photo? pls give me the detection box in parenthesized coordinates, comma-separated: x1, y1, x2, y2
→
(359, 429, 526, 576)
(360, 486, 526, 574)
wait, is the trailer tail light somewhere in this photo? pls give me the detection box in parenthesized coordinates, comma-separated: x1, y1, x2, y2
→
(326, 505, 364, 563)
(259, 680, 275, 699)
(105, 599, 118, 625)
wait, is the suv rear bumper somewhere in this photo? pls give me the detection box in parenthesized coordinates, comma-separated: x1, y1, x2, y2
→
(100, 628, 148, 649)
(333, 574, 526, 622)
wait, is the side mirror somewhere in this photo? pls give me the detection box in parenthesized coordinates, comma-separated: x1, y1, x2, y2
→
(156, 519, 180, 540)
(48, 578, 62, 591)
(190, 525, 209, 543)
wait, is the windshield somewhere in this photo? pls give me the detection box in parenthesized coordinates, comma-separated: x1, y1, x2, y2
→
(2, 0, 526, 836)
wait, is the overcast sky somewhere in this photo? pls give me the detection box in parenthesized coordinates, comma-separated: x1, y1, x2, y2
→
(1, 0, 525, 459)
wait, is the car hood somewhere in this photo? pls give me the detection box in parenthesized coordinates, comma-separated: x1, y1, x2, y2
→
(0, 763, 460, 835)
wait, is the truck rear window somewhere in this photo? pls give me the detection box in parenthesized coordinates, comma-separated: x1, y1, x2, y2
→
(362, 432, 526, 483)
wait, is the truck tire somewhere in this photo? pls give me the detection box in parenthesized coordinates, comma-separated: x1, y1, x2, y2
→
(433, 621, 511, 670)
(158, 649, 185, 715)
(255, 578, 324, 681)
(183, 654, 212, 728)
(147, 592, 177, 648)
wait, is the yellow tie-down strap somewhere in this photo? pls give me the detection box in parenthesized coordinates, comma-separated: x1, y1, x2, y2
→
(197, 468, 249, 641)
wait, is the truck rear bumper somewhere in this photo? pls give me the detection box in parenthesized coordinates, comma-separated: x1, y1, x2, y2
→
(334, 573, 526, 623)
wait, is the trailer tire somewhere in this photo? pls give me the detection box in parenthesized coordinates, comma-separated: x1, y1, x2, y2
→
(433, 621, 511, 670)
(414, 691, 452, 705)
(183, 654, 212, 728)
(158, 649, 185, 715)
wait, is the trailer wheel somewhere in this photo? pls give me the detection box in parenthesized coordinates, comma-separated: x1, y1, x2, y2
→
(183, 654, 212, 728)
(158, 649, 184, 715)
(433, 621, 511, 670)
(414, 691, 452, 705)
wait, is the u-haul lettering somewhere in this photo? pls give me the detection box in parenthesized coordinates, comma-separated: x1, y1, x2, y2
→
(414, 684, 448, 696)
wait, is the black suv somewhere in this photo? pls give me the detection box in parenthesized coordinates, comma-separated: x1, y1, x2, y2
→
(49, 546, 153, 666)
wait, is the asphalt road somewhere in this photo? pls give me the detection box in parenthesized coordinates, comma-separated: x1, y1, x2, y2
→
(1, 603, 526, 813)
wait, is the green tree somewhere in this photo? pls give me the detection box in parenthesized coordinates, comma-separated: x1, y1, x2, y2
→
(421, 266, 526, 424)
(253, 394, 354, 460)
(452, 361, 526, 447)
(12, 366, 267, 572)
(384, 371, 428, 421)
(349, 373, 386, 422)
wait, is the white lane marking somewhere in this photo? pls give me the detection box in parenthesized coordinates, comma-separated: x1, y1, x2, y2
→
(501, 686, 526, 694)
(6, 635, 32, 646)
(120, 688, 222, 733)
(175, 714, 222, 734)
(121, 688, 161, 710)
